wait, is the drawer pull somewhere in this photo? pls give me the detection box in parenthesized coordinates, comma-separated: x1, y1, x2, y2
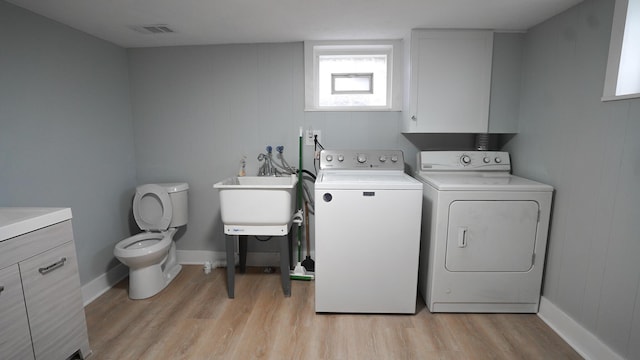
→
(0, 285, 4, 294)
(38, 257, 67, 275)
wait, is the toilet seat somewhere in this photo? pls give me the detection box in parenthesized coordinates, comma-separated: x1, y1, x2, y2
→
(133, 184, 173, 231)
(114, 232, 171, 259)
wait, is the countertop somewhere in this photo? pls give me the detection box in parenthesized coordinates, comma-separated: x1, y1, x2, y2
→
(0, 207, 72, 242)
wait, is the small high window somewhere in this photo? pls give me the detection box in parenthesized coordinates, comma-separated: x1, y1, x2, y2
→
(603, 0, 640, 100)
(304, 40, 402, 111)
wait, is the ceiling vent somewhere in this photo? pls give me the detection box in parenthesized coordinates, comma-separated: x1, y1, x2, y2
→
(131, 24, 176, 34)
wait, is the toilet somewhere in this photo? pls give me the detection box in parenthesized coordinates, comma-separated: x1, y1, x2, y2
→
(114, 182, 189, 299)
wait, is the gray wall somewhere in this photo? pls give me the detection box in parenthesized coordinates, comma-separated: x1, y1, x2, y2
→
(504, 0, 640, 357)
(128, 43, 417, 253)
(0, 1, 137, 284)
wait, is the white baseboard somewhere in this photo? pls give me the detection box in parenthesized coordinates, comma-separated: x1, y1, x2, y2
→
(81, 250, 286, 306)
(537, 296, 625, 360)
(176, 250, 228, 268)
(81, 263, 128, 306)
(177, 249, 283, 268)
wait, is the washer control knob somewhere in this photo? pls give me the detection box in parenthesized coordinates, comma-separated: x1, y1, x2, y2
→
(337, 155, 344, 162)
(326, 155, 333, 162)
(379, 155, 387, 162)
(391, 155, 399, 162)
(495, 157, 502, 163)
(483, 157, 491, 164)
(357, 154, 367, 163)
(461, 155, 471, 165)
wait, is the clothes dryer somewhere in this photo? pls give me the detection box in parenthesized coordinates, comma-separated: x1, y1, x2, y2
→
(415, 151, 553, 313)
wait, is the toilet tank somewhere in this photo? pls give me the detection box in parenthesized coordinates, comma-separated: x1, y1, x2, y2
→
(161, 183, 189, 227)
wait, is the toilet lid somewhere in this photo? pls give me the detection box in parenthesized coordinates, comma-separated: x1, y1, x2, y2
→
(133, 184, 173, 231)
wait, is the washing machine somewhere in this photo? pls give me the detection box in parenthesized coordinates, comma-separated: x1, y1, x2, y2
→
(415, 151, 553, 313)
(314, 149, 423, 313)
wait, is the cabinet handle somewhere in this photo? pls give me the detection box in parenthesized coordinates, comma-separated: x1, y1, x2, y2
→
(38, 257, 67, 275)
(0, 285, 4, 294)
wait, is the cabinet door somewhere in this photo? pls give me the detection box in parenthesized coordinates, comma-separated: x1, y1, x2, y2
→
(488, 32, 524, 133)
(20, 241, 89, 360)
(406, 30, 493, 133)
(0, 264, 35, 360)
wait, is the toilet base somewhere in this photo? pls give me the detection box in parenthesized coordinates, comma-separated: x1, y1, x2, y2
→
(165, 263, 182, 287)
(128, 263, 183, 300)
(127, 242, 182, 300)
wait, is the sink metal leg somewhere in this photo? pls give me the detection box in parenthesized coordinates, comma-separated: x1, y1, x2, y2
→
(279, 236, 291, 297)
(239, 235, 248, 273)
(225, 232, 290, 298)
(225, 234, 235, 298)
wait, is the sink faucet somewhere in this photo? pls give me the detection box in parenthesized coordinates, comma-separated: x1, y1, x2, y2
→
(258, 145, 297, 177)
(258, 146, 277, 176)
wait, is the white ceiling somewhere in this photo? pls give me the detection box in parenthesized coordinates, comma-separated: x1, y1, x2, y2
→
(7, 0, 583, 48)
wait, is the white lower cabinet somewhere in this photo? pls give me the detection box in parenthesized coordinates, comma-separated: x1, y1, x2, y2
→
(21, 241, 88, 359)
(0, 265, 34, 360)
(0, 220, 90, 359)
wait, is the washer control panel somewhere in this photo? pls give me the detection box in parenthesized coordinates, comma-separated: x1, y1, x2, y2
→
(418, 151, 511, 172)
(320, 150, 405, 170)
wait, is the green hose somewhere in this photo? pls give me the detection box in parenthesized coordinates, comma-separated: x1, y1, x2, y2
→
(297, 132, 303, 263)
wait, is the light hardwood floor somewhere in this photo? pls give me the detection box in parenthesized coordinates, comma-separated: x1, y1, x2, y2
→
(85, 265, 582, 359)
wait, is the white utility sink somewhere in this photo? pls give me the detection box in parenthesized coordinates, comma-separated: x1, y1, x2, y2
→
(213, 174, 298, 235)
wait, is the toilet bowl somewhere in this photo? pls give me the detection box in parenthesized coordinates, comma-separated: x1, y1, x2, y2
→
(114, 183, 188, 299)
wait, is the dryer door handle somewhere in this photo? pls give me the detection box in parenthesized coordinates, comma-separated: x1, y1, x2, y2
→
(457, 227, 468, 248)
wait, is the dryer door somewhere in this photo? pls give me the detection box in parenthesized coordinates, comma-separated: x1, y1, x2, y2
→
(445, 200, 539, 272)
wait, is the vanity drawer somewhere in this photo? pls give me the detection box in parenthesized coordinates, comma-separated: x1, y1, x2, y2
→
(20, 241, 88, 360)
(0, 221, 73, 269)
(0, 264, 35, 359)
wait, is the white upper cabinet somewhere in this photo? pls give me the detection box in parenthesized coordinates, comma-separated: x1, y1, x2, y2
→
(403, 30, 522, 134)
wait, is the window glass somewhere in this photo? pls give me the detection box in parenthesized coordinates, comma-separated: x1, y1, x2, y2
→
(319, 55, 386, 106)
(617, 0, 640, 95)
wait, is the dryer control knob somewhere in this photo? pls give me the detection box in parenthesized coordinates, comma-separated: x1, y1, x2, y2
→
(495, 157, 502, 163)
(326, 155, 333, 162)
(391, 155, 399, 162)
(460, 155, 471, 165)
(379, 155, 387, 162)
(483, 157, 491, 163)
(338, 155, 344, 162)
(357, 154, 367, 163)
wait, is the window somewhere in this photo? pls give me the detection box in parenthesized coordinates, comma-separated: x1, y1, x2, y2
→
(603, 0, 640, 100)
(331, 73, 374, 95)
(304, 40, 403, 111)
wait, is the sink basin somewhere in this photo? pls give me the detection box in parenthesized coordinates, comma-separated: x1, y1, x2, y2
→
(213, 175, 298, 235)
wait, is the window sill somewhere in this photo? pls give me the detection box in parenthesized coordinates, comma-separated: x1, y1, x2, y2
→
(304, 107, 401, 112)
(601, 92, 640, 102)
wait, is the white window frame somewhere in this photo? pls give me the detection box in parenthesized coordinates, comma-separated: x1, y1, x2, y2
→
(304, 40, 403, 111)
(603, 0, 640, 101)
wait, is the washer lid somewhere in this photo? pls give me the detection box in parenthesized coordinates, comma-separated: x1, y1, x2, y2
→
(133, 184, 173, 231)
(315, 170, 423, 190)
